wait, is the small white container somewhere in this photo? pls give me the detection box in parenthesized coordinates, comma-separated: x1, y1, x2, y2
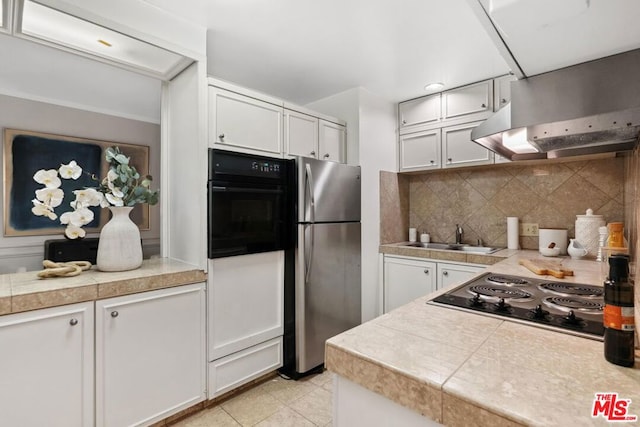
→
(539, 228, 568, 255)
(409, 228, 417, 242)
(575, 208, 605, 258)
(420, 233, 430, 243)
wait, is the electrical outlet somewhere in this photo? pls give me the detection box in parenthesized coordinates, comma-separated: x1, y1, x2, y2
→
(521, 223, 539, 237)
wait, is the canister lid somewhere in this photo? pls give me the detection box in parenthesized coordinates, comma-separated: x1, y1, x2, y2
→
(576, 208, 603, 219)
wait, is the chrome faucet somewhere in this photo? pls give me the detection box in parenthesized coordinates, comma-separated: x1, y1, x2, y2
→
(455, 224, 463, 244)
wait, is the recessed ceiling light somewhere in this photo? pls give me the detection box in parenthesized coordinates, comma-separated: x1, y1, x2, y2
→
(424, 82, 444, 91)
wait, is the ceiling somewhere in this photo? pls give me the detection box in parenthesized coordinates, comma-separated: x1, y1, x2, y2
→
(142, 0, 511, 104)
(2, 0, 640, 122)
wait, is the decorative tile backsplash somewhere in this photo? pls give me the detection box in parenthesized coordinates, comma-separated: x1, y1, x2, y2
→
(380, 156, 625, 249)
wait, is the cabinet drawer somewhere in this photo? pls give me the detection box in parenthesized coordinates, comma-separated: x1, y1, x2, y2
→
(208, 337, 283, 398)
(442, 80, 493, 121)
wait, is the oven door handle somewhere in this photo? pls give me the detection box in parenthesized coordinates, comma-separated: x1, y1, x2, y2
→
(210, 185, 283, 194)
(305, 163, 315, 223)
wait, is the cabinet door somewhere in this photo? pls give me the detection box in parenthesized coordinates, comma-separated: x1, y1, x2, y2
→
(494, 75, 517, 111)
(442, 80, 493, 121)
(209, 87, 283, 154)
(96, 283, 206, 427)
(442, 121, 493, 168)
(399, 129, 441, 171)
(208, 251, 284, 361)
(318, 120, 346, 162)
(398, 93, 441, 131)
(384, 256, 436, 312)
(437, 263, 483, 290)
(285, 109, 318, 158)
(0, 302, 93, 427)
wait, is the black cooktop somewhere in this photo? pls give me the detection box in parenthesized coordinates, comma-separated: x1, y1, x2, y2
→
(430, 272, 604, 340)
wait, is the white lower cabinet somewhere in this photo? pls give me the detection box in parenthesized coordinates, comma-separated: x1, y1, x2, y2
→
(383, 255, 436, 312)
(383, 255, 485, 312)
(207, 251, 284, 399)
(0, 302, 94, 427)
(437, 262, 484, 289)
(96, 283, 206, 427)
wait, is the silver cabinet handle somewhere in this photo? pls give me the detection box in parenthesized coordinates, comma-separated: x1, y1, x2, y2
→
(501, 98, 507, 104)
(481, 103, 487, 108)
(218, 133, 225, 140)
(402, 119, 407, 125)
(447, 158, 452, 162)
(423, 269, 429, 275)
(443, 271, 449, 276)
(430, 160, 435, 164)
(323, 153, 330, 158)
(310, 151, 316, 156)
(69, 318, 78, 326)
(111, 311, 119, 318)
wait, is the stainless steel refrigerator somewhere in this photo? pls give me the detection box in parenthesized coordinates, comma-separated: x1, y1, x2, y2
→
(281, 157, 361, 378)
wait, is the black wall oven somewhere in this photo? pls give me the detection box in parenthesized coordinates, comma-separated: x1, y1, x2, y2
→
(208, 149, 292, 259)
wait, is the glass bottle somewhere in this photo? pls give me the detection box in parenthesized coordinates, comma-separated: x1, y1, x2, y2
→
(603, 255, 635, 367)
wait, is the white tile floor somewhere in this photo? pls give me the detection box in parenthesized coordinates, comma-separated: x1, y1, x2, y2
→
(173, 370, 333, 427)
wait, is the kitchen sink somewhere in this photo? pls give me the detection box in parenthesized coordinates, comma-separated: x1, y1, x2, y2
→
(403, 242, 502, 254)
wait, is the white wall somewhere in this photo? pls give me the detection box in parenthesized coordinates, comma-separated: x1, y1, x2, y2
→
(307, 88, 397, 322)
(0, 94, 161, 273)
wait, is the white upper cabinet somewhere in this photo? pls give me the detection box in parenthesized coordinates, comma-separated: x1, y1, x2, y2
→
(442, 121, 493, 168)
(494, 74, 517, 111)
(399, 129, 441, 172)
(441, 80, 493, 122)
(284, 109, 319, 158)
(398, 93, 441, 134)
(319, 119, 346, 163)
(210, 87, 283, 155)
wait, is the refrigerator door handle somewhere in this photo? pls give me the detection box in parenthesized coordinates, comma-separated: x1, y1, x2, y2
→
(304, 224, 314, 284)
(305, 163, 315, 223)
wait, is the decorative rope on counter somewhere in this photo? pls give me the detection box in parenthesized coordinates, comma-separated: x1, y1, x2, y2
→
(37, 260, 92, 279)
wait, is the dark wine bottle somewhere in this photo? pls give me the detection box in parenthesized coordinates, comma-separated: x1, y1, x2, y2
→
(603, 255, 635, 367)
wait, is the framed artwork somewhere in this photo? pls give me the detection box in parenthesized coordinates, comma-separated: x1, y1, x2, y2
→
(4, 129, 150, 237)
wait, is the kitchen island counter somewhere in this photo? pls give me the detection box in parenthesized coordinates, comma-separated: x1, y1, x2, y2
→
(326, 251, 640, 426)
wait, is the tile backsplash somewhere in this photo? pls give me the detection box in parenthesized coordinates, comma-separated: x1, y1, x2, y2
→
(381, 156, 625, 249)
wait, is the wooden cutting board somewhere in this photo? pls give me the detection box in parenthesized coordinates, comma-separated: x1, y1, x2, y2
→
(519, 259, 574, 278)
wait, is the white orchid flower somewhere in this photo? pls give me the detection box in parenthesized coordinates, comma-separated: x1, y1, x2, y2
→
(73, 188, 104, 207)
(66, 207, 94, 226)
(60, 211, 73, 225)
(33, 169, 61, 189)
(64, 225, 86, 239)
(31, 199, 57, 220)
(35, 187, 64, 208)
(58, 161, 82, 180)
(105, 193, 124, 206)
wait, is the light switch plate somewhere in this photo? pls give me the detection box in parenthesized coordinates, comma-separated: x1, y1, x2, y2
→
(521, 223, 539, 236)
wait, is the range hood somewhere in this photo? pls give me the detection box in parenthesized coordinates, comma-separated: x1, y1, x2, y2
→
(471, 49, 640, 160)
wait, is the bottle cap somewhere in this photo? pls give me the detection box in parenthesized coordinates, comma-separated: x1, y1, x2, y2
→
(608, 255, 630, 281)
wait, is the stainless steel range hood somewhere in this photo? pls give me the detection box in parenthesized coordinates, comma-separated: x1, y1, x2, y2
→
(471, 49, 640, 160)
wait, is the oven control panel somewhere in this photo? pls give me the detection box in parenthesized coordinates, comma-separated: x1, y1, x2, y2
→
(209, 149, 288, 181)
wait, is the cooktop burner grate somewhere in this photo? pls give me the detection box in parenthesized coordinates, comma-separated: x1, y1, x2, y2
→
(468, 285, 532, 300)
(542, 296, 604, 313)
(486, 275, 529, 286)
(538, 282, 603, 298)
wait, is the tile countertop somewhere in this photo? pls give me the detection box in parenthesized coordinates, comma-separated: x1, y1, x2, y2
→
(327, 250, 640, 427)
(0, 258, 206, 316)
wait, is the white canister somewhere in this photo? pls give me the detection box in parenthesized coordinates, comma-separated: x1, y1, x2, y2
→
(575, 208, 605, 259)
(420, 233, 430, 243)
(409, 228, 417, 242)
(539, 228, 568, 255)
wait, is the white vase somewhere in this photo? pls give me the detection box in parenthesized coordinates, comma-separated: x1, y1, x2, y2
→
(97, 206, 143, 271)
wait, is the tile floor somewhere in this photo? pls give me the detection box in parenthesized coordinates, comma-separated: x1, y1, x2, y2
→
(173, 370, 333, 427)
